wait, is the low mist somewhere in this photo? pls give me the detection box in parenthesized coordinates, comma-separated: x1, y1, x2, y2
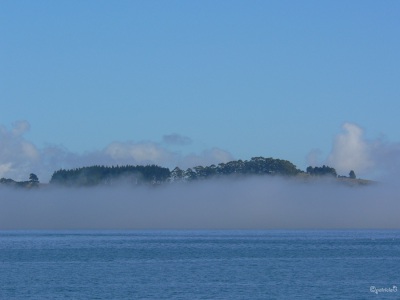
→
(0, 177, 398, 230)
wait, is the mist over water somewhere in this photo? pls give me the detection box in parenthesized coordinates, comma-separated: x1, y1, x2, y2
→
(1, 176, 398, 230)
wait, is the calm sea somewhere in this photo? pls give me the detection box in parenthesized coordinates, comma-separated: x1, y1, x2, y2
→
(0, 230, 399, 299)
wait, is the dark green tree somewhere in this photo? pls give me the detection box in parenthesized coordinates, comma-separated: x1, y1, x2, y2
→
(306, 165, 337, 177)
(349, 170, 356, 179)
(29, 173, 39, 185)
(184, 168, 197, 180)
(170, 167, 185, 182)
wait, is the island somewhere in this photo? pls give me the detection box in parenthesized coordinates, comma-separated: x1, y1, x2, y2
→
(0, 156, 371, 188)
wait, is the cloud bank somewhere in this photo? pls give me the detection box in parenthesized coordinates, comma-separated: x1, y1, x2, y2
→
(0, 177, 398, 230)
(0, 121, 232, 182)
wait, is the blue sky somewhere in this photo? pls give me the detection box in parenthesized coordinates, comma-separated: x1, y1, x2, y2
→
(1, 1, 400, 181)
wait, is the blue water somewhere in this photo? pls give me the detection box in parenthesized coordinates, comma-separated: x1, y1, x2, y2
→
(0, 230, 399, 299)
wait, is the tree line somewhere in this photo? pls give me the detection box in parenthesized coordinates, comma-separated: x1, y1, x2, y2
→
(306, 165, 356, 179)
(0, 156, 358, 188)
(48, 156, 301, 187)
(50, 165, 170, 186)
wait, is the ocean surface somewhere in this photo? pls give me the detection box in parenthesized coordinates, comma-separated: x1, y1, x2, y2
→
(0, 230, 399, 299)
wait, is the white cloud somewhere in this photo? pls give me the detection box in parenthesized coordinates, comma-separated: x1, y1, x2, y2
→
(323, 123, 400, 179)
(178, 148, 234, 169)
(0, 121, 40, 181)
(101, 143, 233, 170)
(21, 142, 40, 160)
(104, 142, 176, 165)
(0, 121, 234, 182)
(327, 123, 373, 175)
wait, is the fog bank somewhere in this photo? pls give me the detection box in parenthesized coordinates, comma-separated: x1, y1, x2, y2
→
(0, 177, 398, 230)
